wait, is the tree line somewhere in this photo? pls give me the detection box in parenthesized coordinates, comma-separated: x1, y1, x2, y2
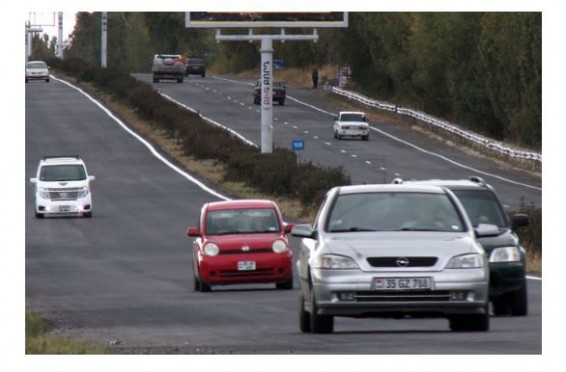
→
(31, 12, 541, 150)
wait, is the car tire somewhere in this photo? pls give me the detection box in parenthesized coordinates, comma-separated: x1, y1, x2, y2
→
(492, 296, 509, 316)
(200, 278, 211, 292)
(276, 275, 293, 290)
(254, 97, 260, 105)
(201, 73, 206, 78)
(509, 283, 528, 316)
(193, 274, 201, 291)
(362, 135, 369, 141)
(83, 211, 92, 218)
(310, 288, 334, 333)
(279, 100, 285, 106)
(35, 211, 44, 218)
(177, 78, 184, 83)
(299, 293, 311, 333)
(46, 78, 50, 83)
(153, 78, 159, 83)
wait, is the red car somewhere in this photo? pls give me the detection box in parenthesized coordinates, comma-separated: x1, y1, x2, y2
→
(187, 199, 294, 292)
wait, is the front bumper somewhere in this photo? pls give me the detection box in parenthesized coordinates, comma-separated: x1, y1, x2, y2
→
(337, 127, 370, 137)
(311, 268, 489, 317)
(489, 262, 526, 297)
(35, 195, 92, 216)
(199, 252, 292, 285)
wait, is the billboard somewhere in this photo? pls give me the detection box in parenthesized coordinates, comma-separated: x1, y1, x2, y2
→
(186, 12, 348, 28)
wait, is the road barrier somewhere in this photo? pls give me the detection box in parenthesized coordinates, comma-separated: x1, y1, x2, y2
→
(331, 87, 542, 168)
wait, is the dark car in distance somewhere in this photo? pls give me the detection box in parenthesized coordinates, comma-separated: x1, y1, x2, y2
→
(253, 80, 286, 105)
(185, 57, 205, 77)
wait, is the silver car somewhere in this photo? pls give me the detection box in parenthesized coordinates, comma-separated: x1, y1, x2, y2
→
(25, 60, 50, 83)
(292, 184, 495, 333)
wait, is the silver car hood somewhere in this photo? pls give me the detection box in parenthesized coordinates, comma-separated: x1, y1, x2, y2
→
(321, 232, 481, 271)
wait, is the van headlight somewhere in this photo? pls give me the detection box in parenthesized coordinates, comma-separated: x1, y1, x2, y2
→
(446, 254, 485, 269)
(489, 247, 521, 262)
(77, 187, 90, 198)
(38, 188, 50, 199)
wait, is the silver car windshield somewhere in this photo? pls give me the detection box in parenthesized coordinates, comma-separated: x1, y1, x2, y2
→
(327, 192, 465, 232)
(27, 61, 47, 69)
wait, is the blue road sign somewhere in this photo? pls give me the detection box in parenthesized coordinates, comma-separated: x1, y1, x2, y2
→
(292, 139, 305, 151)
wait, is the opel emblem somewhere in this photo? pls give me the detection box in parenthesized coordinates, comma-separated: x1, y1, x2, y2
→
(241, 245, 250, 252)
(396, 257, 410, 267)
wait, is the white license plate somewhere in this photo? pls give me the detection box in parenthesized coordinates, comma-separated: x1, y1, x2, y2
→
(373, 277, 432, 290)
(59, 205, 71, 212)
(237, 261, 256, 271)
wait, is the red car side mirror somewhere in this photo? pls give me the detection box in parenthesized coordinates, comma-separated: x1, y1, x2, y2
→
(187, 227, 200, 237)
(284, 223, 294, 234)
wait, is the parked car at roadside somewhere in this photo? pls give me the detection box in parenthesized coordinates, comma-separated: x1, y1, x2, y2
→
(187, 199, 294, 292)
(25, 60, 50, 83)
(185, 57, 206, 77)
(29, 155, 95, 218)
(253, 80, 286, 105)
(292, 183, 493, 333)
(393, 176, 530, 316)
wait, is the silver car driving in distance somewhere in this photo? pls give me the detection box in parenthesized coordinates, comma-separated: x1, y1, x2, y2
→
(292, 184, 495, 333)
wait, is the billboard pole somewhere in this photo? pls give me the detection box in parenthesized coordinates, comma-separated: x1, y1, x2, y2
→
(260, 37, 273, 154)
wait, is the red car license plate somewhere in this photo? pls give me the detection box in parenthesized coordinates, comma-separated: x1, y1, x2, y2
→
(237, 261, 256, 271)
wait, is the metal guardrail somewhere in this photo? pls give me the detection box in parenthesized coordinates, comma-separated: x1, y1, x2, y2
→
(331, 87, 542, 164)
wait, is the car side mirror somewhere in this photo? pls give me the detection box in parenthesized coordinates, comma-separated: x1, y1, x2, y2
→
(474, 223, 500, 238)
(334, 116, 338, 121)
(29, 177, 37, 183)
(88, 175, 96, 181)
(512, 214, 529, 229)
(187, 227, 200, 237)
(291, 224, 316, 239)
(283, 223, 294, 234)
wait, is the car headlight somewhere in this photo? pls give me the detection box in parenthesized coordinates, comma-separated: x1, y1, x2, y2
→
(489, 247, 521, 262)
(38, 188, 50, 199)
(446, 253, 485, 269)
(77, 187, 90, 198)
(314, 254, 359, 269)
(272, 240, 288, 253)
(203, 243, 220, 256)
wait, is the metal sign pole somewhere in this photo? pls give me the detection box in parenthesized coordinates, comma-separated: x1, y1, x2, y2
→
(101, 12, 107, 68)
(57, 12, 63, 59)
(260, 37, 273, 154)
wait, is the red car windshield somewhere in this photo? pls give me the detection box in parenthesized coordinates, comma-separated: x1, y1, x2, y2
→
(206, 208, 280, 235)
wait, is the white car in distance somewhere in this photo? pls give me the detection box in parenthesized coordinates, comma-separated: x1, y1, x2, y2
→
(29, 156, 95, 218)
(333, 111, 370, 140)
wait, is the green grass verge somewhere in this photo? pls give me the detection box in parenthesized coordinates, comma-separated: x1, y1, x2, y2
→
(26, 312, 105, 354)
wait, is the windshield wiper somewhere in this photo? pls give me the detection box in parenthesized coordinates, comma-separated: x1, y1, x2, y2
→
(397, 227, 441, 232)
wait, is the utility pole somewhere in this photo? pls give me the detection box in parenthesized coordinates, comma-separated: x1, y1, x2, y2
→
(57, 12, 63, 59)
(101, 12, 107, 68)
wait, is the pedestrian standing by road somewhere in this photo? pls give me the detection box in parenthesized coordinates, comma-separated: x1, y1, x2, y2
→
(312, 67, 319, 89)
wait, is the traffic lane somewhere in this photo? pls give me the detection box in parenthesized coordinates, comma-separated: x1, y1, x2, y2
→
(25, 79, 226, 322)
(144, 74, 541, 208)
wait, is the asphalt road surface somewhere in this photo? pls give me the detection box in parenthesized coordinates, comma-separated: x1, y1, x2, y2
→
(137, 73, 541, 210)
(25, 77, 541, 358)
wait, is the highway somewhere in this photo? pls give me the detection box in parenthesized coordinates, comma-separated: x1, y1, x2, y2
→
(136, 73, 541, 210)
(25, 76, 541, 356)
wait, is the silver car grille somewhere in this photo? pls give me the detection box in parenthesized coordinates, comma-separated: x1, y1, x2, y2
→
(47, 188, 80, 201)
(366, 257, 438, 267)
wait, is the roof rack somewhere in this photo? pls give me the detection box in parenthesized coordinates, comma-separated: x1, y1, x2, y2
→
(41, 155, 81, 161)
(469, 176, 486, 185)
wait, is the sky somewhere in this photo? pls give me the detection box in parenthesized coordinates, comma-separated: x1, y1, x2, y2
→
(25, 11, 77, 41)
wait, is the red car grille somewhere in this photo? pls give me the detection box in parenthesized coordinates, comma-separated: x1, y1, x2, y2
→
(219, 269, 274, 277)
(220, 248, 273, 255)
